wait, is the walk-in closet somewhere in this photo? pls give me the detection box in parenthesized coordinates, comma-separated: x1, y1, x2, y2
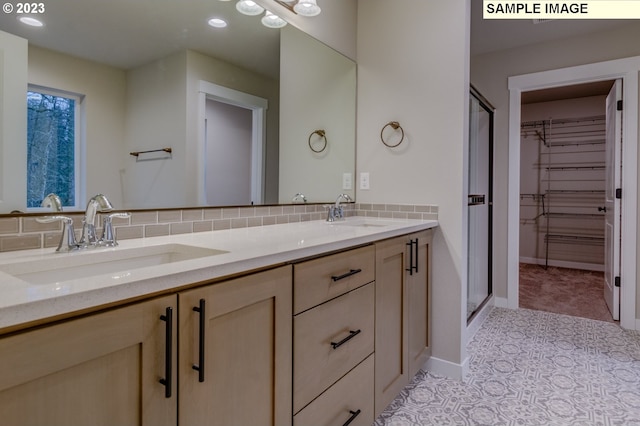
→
(518, 82, 616, 322)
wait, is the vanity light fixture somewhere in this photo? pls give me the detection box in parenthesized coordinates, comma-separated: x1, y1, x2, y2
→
(18, 16, 44, 27)
(293, 0, 321, 17)
(261, 11, 287, 28)
(208, 17, 228, 28)
(236, 0, 265, 16)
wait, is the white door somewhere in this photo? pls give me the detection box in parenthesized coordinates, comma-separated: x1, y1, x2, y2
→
(604, 79, 622, 320)
(204, 99, 253, 206)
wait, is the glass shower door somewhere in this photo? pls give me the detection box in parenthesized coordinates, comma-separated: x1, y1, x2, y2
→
(467, 88, 494, 321)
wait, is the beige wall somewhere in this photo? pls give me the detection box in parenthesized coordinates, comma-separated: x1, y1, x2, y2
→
(357, 0, 470, 373)
(471, 23, 640, 321)
(27, 45, 127, 210)
(0, 31, 27, 213)
(279, 26, 356, 203)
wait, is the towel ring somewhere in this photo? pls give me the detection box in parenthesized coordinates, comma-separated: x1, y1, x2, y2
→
(380, 121, 404, 148)
(308, 130, 327, 153)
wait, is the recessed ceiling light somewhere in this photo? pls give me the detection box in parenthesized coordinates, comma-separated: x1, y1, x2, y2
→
(208, 18, 228, 28)
(18, 16, 44, 27)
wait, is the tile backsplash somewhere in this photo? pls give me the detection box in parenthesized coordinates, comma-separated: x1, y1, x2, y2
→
(0, 203, 438, 253)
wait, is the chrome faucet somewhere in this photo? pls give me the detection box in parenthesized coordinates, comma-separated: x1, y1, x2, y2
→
(36, 215, 79, 252)
(326, 193, 353, 222)
(292, 193, 308, 203)
(79, 194, 114, 248)
(98, 212, 131, 247)
(40, 193, 63, 212)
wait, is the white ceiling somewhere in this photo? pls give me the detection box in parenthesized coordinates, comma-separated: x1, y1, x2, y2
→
(0, 0, 282, 78)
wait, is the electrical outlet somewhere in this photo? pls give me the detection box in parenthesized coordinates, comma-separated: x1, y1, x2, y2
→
(360, 172, 370, 190)
(342, 173, 352, 190)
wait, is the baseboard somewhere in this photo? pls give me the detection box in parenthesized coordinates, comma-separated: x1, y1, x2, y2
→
(425, 356, 469, 381)
(519, 256, 604, 272)
(494, 296, 509, 308)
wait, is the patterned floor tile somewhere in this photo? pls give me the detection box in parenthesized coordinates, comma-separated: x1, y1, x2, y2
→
(375, 308, 640, 425)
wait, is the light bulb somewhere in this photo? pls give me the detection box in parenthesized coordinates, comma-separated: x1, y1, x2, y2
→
(236, 0, 265, 16)
(293, 0, 321, 17)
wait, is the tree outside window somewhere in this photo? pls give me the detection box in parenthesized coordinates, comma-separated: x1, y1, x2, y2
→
(26, 89, 79, 209)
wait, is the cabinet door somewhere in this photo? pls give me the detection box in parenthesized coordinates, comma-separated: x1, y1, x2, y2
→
(408, 230, 432, 378)
(0, 295, 178, 426)
(179, 266, 292, 426)
(374, 235, 409, 416)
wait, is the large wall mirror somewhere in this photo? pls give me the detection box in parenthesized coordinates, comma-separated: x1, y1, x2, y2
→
(0, 0, 355, 214)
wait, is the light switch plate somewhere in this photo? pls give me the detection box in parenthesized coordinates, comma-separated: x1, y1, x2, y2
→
(360, 172, 370, 190)
(342, 173, 352, 190)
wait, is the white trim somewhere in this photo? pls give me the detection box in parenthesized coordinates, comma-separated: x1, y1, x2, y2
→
(519, 257, 604, 272)
(494, 296, 509, 308)
(197, 80, 268, 205)
(508, 56, 639, 330)
(425, 356, 469, 381)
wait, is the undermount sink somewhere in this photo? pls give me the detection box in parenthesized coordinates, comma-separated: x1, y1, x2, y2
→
(0, 244, 228, 285)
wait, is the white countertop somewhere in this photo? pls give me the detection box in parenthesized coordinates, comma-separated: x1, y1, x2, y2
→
(0, 217, 438, 331)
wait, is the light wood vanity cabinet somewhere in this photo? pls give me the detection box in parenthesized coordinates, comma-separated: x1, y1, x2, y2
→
(374, 229, 432, 417)
(178, 266, 292, 426)
(0, 226, 433, 426)
(293, 245, 376, 426)
(0, 295, 178, 426)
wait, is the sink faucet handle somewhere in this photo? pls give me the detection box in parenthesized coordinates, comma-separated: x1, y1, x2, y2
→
(99, 212, 131, 247)
(36, 215, 79, 252)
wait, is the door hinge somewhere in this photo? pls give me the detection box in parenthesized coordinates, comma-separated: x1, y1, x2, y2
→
(616, 188, 622, 199)
(615, 276, 621, 287)
(617, 100, 623, 111)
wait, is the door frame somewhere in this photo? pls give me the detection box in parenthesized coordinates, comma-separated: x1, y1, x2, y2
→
(197, 80, 268, 205)
(506, 57, 639, 330)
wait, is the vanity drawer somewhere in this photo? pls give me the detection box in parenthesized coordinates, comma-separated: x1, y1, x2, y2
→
(294, 354, 374, 426)
(294, 245, 374, 314)
(293, 282, 374, 413)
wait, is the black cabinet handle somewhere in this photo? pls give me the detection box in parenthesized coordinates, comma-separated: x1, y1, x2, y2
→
(192, 299, 206, 383)
(343, 409, 362, 426)
(414, 238, 419, 274)
(406, 239, 418, 275)
(598, 206, 607, 212)
(405, 240, 414, 275)
(330, 329, 361, 349)
(331, 268, 362, 282)
(159, 307, 173, 398)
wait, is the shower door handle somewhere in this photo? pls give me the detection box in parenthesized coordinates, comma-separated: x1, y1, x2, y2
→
(468, 194, 486, 206)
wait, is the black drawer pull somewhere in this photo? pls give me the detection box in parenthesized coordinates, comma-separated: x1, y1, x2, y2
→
(192, 299, 206, 383)
(159, 306, 173, 398)
(331, 329, 361, 349)
(343, 409, 362, 426)
(331, 268, 362, 282)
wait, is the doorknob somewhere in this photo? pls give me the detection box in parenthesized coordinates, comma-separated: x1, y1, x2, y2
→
(598, 206, 607, 212)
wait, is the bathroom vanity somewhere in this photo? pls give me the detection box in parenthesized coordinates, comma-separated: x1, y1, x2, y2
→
(0, 217, 436, 425)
